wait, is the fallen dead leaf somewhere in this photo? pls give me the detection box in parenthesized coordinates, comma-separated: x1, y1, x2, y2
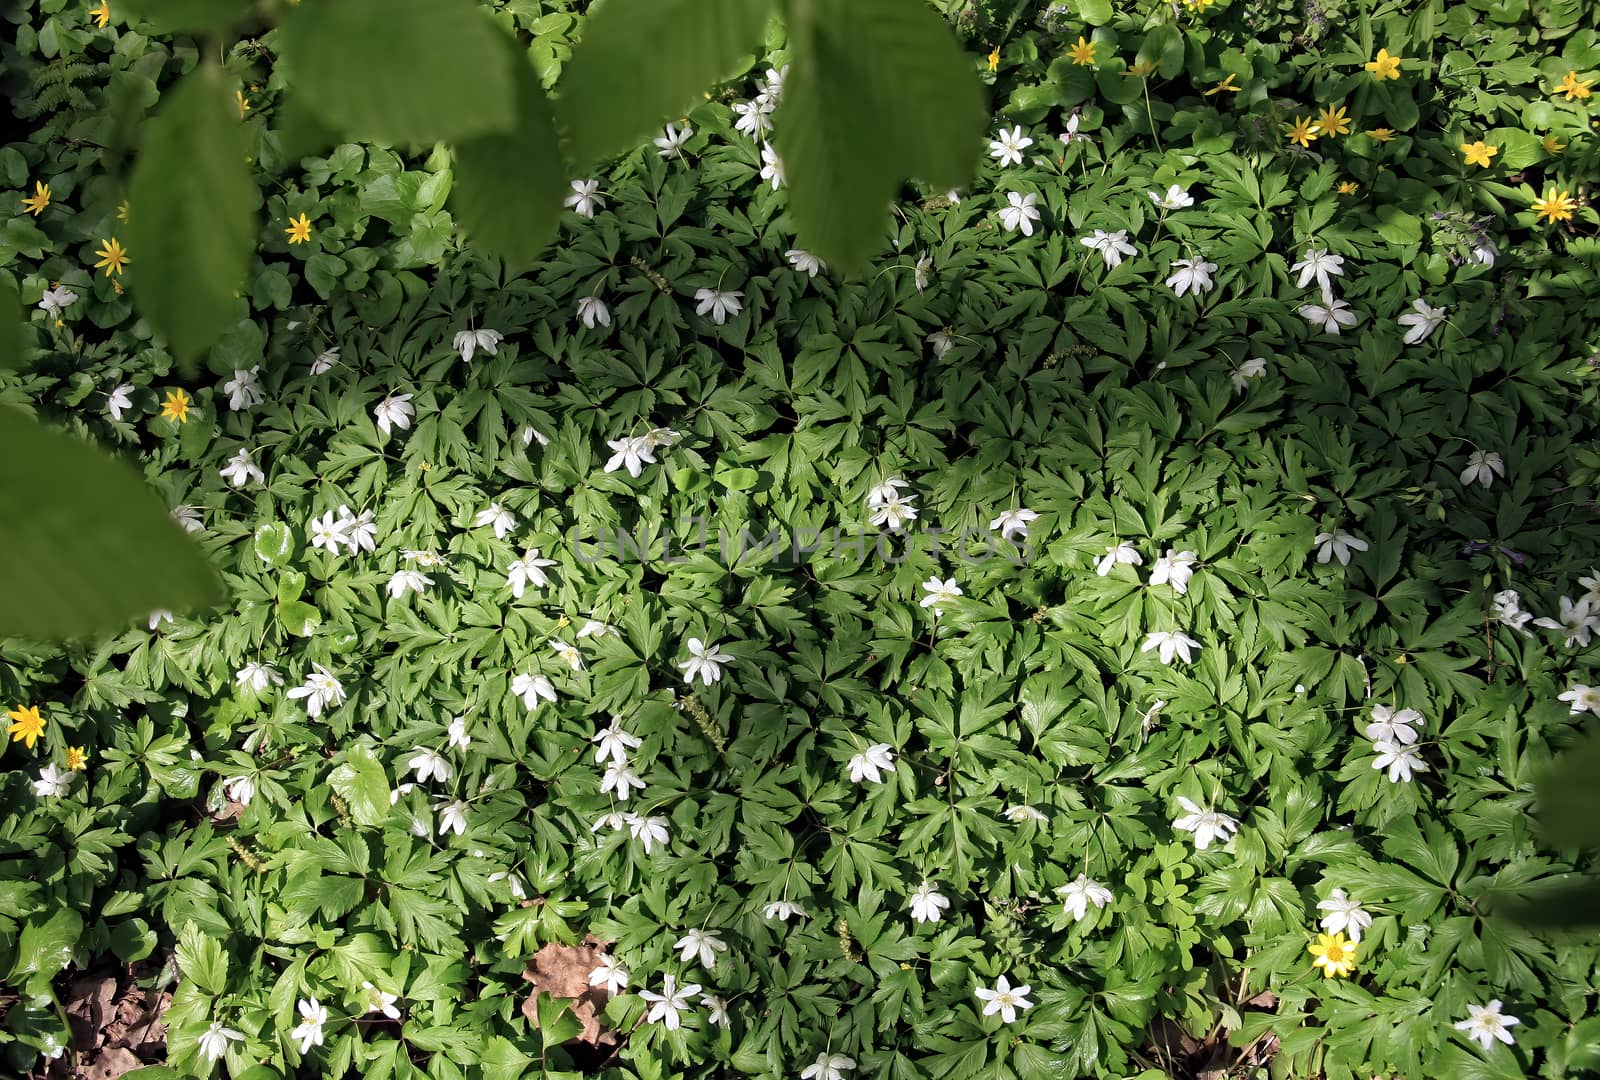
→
(520, 934, 618, 1048)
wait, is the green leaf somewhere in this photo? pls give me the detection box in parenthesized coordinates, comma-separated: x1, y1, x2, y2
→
(1374, 205, 1422, 246)
(1492, 875, 1600, 931)
(0, 278, 20, 370)
(1075, 0, 1113, 23)
(481, 1036, 534, 1080)
(175, 922, 229, 994)
(556, 0, 773, 168)
(1536, 734, 1600, 848)
(0, 409, 223, 639)
(127, 66, 256, 366)
(278, 0, 514, 145)
(110, 918, 158, 962)
(779, 0, 984, 270)
(253, 522, 295, 567)
(121, 0, 251, 33)
(278, 599, 322, 637)
(452, 27, 568, 265)
(9, 908, 82, 987)
(329, 745, 391, 827)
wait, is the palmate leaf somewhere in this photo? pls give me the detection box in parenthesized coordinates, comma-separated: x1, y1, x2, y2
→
(778, 0, 984, 271)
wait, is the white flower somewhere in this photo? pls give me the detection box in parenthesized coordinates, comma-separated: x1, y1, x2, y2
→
(591, 810, 628, 834)
(1056, 874, 1113, 922)
(408, 746, 451, 784)
(763, 900, 806, 922)
(1002, 805, 1048, 824)
(223, 367, 264, 412)
(914, 253, 933, 291)
(219, 448, 264, 488)
(919, 576, 962, 610)
(600, 760, 646, 800)
(1460, 450, 1505, 488)
(732, 98, 774, 138)
(507, 549, 557, 599)
(223, 775, 255, 806)
(1490, 590, 1533, 634)
(1081, 229, 1137, 269)
(1149, 184, 1195, 210)
(871, 492, 919, 531)
(591, 718, 641, 766)
(759, 141, 785, 189)
(453, 328, 504, 364)
(1558, 684, 1600, 715)
(989, 508, 1038, 542)
(1471, 238, 1499, 267)
(926, 329, 954, 360)
(473, 502, 516, 540)
(311, 347, 340, 375)
(755, 64, 787, 105)
(171, 504, 203, 533)
(38, 285, 78, 317)
(604, 435, 657, 478)
(1166, 257, 1218, 297)
(386, 569, 432, 599)
(1371, 740, 1428, 783)
(1533, 594, 1600, 647)
(694, 287, 744, 325)
(866, 477, 910, 508)
(643, 426, 681, 451)
(577, 294, 611, 329)
(786, 248, 825, 277)
(577, 619, 616, 639)
(42, 1032, 65, 1060)
(1316, 889, 1372, 943)
(654, 122, 694, 158)
(405, 549, 446, 568)
(434, 797, 470, 836)
(1095, 541, 1142, 576)
(234, 661, 281, 694)
(309, 510, 348, 554)
(847, 743, 896, 785)
(446, 716, 470, 751)
(909, 881, 951, 924)
(551, 639, 584, 671)
(564, 179, 604, 218)
(290, 997, 327, 1055)
(1364, 703, 1424, 745)
(1297, 298, 1359, 334)
(1173, 796, 1240, 849)
(34, 763, 73, 798)
(1148, 549, 1198, 595)
(679, 637, 734, 685)
(673, 928, 728, 969)
(1142, 631, 1201, 665)
(801, 1053, 857, 1080)
(1231, 356, 1267, 391)
(1398, 298, 1447, 344)
(373, 393, 414, 437)
(147, 609, 174, 630)
(988, 124, 1034, 167)
(390, 782, 415, 807)
(589, 955, 629, 995)
(625, 811, 670, 853)
(975, 975, 1033, 1024)
(1290, 249, 1346, 304)
(1314, 528, 1369, 566)
(287, 664, 345, 718)
(1058, 112, 1092, 145)
(338, 506, 377, 554)
(640, 974, 701, 1030)
(1455, 1000, 1519, 1050)
(998, 191, 1041, 236)
(703, 994, 730, 1028)
(520, 425, 550, 448)
(360, 981, 401, 1020)
(106, 383, 134, 421)
(197, 1021, 242, 1063)
(511, 673, 557, 710)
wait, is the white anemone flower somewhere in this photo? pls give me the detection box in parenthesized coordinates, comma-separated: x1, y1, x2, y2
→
(1297, 298, 1359, 334)
(564, 179, 604, 218)
(1173, 796, 1240, 849)
(988, 125, 1034, 167)
(1081, 229, 1137, 269)
(694, 288, 744, 325)
(998, 191, 1042, 236)
(1398, 298, 1447, 344)
(847, 743, 896, 785)
(1459, 450, 1505, 488)
(679, 637, 734, 685)
(453, 328, 503, 363)
(1142, 631, 1201, 665)
(1166, 257, 1218, 297)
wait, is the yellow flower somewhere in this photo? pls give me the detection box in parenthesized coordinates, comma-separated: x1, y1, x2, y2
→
(1316, 103, 1352, 138)
(1308, 932, 1358, 979)
(21, 181, 50, 216)
(116, 200, 130, 222)
(1460, 140, 1497, 168)
(1365, 48, 1403, 81)
(90, 0, 110, 27)
(285, 213, 313, 244)
(67, 746, 89, 771)
(1531, 187, 1576, 224)
(236, 90, 250, 118)
(1204, 73, 1241, 96)
(94, 237, 129, 277)
(7, 705, 46, 751)
(986, 47, 1000, 72)
(1181, 0, 1217, 11)
(1366, 127, 1395, 143)
(160, 389, 191, 424)
(1285, 115, 1320, 147)
(1068, 36, 1097, 67)
(1543, 134, 1566, 154)
(1337, 180, 1359, 195)
(1122, 59, 1157, 78)
(1553, 70, 1593, 101)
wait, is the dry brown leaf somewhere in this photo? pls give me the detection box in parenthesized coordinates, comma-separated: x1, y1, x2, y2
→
(520, 934, 618, 1048)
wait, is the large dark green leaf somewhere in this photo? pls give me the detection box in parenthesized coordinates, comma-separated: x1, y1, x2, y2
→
(0, 409, 223, 639)
(127, 66, 255, 365)
(1536, 734, 1600, 848)
(452, 29, 568, 265)
(778, 0, 984, 271)
(556, 0, 773, 168)
(278, 0, 514, 145)
(0, 278, 19, 370)
(120, 0, 251, 33)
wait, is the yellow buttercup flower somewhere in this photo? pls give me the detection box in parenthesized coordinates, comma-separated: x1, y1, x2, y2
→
(116, 200, 130, 222)
(1285, 115, 1320, 147)
(1367, 127, 1395, 143)
(160, 389, 191, 424)
(1531, 187, 1576, 224)
(21, 181, 51, 216)
(986, 47, 1000, 72)
(236, 90, 250, 118)
(7, 705, 46, 751)
(94, 237, 129, 277)
(285, 213, 313, 244)
(1553, 70, 1593, 101)
(1543, 134, 1566, 154)
(1204, 73, 1241, 96)
(67, 746, 89, 771)
(1365, 48, 1403, 81)
(1122, 59, 1157, 78)
(1316, 103, 1351, 138)
(1460, 140, 1497, 168)
(1068, 36, 1097, 67)
(90, 1, 110, 27)
(1181, 0, 1216, 11)
(1308, 932, 1357, 979)
(1337, 180, 1359, 195)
